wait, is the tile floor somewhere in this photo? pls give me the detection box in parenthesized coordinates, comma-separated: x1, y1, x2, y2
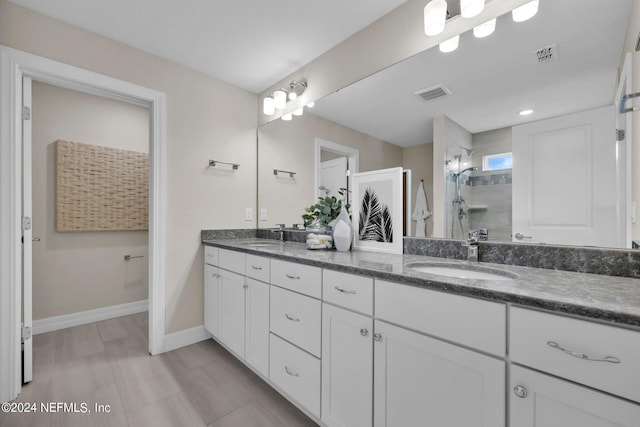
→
(0, 312, 317, 427)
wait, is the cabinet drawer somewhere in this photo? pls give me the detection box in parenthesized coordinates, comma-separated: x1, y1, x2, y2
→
(271, 259, 321, 298)
(270, 286, 321, 357)
(204, 245, 219, 266)
(375, 280, 506, 356)
(218, 248, 245, 274)
(269, 333, 320, 418)
(246, 254, 270, 283)
(510, 307, 640, 402)
(323, 270, 373, 315)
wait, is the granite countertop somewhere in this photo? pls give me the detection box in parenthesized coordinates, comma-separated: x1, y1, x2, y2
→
(202, 238, 640, 328)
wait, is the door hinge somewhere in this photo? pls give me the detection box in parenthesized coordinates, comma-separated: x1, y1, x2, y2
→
(616, 129, 625, 142)
(22, 217, 32, 231)
(21, 324, 32, 343)
(22, 106, 31, 121)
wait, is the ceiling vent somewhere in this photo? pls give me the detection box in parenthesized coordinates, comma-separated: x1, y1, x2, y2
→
(415, 84, 452, 102)
(534, 43, 559, 63)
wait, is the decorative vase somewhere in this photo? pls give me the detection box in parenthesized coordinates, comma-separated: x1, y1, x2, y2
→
(333, 206, 352, 252)
(305, 221, 333, 250)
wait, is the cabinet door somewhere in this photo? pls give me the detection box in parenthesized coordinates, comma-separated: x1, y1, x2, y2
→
(218, 269, 246, 357)
(322, 304, 373, 427)
(373, 320, 505, 427)
(510, 365, 640, 427)
(204, 264, 219, 336)
(245, 278, 270, 377)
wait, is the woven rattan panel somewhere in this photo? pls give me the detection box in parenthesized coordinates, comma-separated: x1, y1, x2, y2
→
(56, 140, 148, 231)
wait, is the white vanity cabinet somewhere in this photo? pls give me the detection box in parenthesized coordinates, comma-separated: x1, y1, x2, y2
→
(204, 247, 270, 378)
(373, 280, 506, 427)
(509, 307, 640, 425)
(321, 290, 374, 427)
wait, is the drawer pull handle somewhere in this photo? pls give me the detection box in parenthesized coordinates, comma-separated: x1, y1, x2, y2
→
(284, 366, 300, 377)
(285, 314, 300, 322)
(251, 265, 263, 270)
(334, 286, 357, 295)
(546, 341, 621, 364)
(285, 274, 300, 280)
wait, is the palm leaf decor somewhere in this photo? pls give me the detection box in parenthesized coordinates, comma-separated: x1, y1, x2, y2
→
(358, 187, 393, 243)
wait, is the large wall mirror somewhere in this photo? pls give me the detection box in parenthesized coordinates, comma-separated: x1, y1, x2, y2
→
(258, 0, 636, 249)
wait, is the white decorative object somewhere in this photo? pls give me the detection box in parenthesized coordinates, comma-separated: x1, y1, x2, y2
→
(333, 206, 353, 252)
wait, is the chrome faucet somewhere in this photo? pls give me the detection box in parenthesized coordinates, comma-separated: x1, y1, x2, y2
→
(462, 236, 479, 262)
(273, 223, 286, 241)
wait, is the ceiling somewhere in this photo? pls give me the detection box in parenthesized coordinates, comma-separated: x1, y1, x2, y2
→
(311, 0, 632, 147)
(7, 0, 408, 93)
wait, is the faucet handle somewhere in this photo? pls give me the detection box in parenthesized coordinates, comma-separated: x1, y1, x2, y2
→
(292, 223, 301, 230)
(275, 223, 286, 230)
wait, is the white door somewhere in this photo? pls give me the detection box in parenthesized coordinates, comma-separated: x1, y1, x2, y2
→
(510, 365, 640, 427)
(244, 278, 269, 377)
(320, 157, 348, 198)
(22, 76, 33, 384)
(373, 320, 505, 427)
(203, 264, 219, 336)
(217, 269, 245, 357)
(512, 106, 618, 246)
(321, 304, 373, 427)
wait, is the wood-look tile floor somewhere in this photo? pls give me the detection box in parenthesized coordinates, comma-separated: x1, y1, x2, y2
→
(0, 313, 317, 427)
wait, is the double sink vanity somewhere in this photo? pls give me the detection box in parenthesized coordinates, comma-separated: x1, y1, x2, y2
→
(201, 233, 640, 427)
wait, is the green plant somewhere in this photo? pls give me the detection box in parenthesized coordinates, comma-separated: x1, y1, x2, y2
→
(302, 186, 351, 227)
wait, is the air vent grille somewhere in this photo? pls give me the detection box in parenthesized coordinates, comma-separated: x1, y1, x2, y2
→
(415, 85, 452, 102)
(534, 43, 558, 63)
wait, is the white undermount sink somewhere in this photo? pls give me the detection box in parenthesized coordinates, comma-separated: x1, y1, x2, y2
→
(405, 262, 517, 281)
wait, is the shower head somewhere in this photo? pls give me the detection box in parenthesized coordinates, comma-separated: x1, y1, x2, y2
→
(453, 166, 478, 177)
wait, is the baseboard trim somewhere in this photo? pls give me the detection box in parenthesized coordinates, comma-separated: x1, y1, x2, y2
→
(164, 325, 211, 353)
(32, 300, 149, 335)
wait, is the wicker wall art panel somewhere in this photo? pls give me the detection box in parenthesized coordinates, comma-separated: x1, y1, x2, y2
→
(56, 139, 149, 231)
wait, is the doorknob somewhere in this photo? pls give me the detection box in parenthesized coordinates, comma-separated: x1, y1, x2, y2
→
(514, 233, 532, 240)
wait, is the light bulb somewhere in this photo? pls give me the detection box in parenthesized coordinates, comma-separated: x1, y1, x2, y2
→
(274, 90, 287, 110)
(288, 91, 297, 101)
(424, 0, 447, 36)
(473, 18, 496, 38)
(307, 101, 315, 108)
(512, 0, 538, 22)
(293, 107, 303, 116)
(519, 109, 534, 116)
(281, 113, 293, 121)
(439, 35, 459, 53)
(460, 0, 484, 18)
(263, 96, 275, 115)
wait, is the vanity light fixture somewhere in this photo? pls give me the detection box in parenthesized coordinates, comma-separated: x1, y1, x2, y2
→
(519, 109, 534, 116)
(263, 80, 308, 117)
(273, 90, 287, 110)
(512, 0, 539, 22)
(439, 35, 460, 53)
(263, 96, 275, 115)
(424, 0, 448, 36)
(293, 107, 304, 116)
(307, 101, 315, 108)
(473, 18, 496, 38)
(281, 112, 293, 121)
(460, 0, 484, 18)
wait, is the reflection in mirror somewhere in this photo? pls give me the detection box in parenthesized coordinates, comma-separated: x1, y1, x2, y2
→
(257, 0, 634, 248)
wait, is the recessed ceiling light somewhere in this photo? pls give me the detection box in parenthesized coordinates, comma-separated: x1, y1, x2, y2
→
(519, 109, 534, 116)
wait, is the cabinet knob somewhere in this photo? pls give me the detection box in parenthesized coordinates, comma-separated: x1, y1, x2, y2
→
(513, 385, 528, 399)
(360, 328, 369, 337)
(373, 333, 383, 342)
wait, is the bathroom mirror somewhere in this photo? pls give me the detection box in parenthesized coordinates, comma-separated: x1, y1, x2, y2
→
(257, 0, 635, 248)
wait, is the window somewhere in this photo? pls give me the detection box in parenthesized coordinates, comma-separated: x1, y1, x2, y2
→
(482, 152, 512, 171)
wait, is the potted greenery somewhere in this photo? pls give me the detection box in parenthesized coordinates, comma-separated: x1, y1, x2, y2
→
(302, 186, 350, 250)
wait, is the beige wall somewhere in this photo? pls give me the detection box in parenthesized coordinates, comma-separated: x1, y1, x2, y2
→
(623, 0, 640, 241)
(402, 143, 434, 236)
(258, 113, 402, 228)
(32, 82, 149, 320)
(0, 0, 258, 333)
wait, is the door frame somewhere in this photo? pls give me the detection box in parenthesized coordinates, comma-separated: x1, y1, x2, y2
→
(615, 52, 632, 248)
(314, 138, 359, 206)
(0, 45, 167, 402)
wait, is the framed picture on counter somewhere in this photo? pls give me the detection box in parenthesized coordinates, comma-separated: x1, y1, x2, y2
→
(352, 167, 403, 254)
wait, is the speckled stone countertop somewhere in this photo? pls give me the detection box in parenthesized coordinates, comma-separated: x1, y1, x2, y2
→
(202, 238, 640, 328)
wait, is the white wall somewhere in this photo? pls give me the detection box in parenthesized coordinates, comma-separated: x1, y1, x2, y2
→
(258, 112, 402, 228)
(31, 81, 149, 320)
(402, 143, 434, 236)
(0, 0, 257, 333)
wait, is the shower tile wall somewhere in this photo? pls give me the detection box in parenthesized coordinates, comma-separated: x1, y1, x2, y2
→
(469, 173, 512, 241)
